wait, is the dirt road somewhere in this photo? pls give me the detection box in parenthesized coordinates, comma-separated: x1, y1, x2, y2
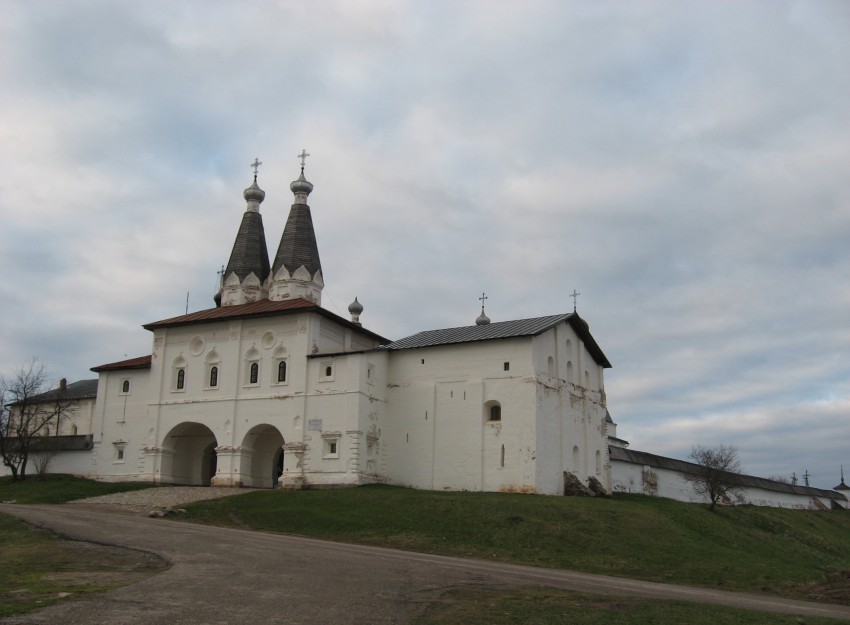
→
(2, 503, 849, 624)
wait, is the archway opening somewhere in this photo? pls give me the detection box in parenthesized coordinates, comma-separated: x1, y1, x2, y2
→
(161, 422, 218, 486)
(239, 424, 285, 488)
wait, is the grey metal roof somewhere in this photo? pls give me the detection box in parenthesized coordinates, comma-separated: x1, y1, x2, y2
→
(22, 379, 99, 404)
(384, 313, 612, 368)
(609, 446, 845, 501)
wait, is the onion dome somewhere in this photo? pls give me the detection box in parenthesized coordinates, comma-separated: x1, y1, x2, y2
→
(290, 168, 313, 202)
(475, 307, 491, 325)
(243, 175, 266, 204)
(349, 296, 363, 326)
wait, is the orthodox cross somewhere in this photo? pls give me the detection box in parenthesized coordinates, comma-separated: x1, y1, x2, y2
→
(216, 264, 225, 287)
(250, 158, 262, 175)
(479, 292, 488, 309)
(802, 469, 811, 487)
(569, 289, 580, 312)
(297, 149, 310, 168)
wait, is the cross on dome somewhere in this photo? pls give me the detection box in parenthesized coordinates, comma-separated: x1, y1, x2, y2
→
(250, 158, 263, 176)
(570, 289, 580, 312)
(297, 149, 310, 169)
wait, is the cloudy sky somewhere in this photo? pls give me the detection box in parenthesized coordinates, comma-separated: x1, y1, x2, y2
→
(1, 1, 848, 488)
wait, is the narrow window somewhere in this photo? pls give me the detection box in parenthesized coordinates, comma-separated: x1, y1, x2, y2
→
(176, 369, 185, 390)
(71, 424, 78, 436)
(250, 362, 259, 384)
(209, 366, 218, 388)
(490, 405, 501, 422)
(325, 365, 333, 377)
(277, 360, 287, 383)
(329, 441, 337, 455)
(503, 362, 510, 371)
(122, 379, 130, 393)
(117, 448, 125, 461)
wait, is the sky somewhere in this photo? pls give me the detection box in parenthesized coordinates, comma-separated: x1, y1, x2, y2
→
(1, 0, 848, 489)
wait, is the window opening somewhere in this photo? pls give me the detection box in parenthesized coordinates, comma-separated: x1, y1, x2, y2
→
(176, 369, 185, 390)
(209, 366, 218, 388)
(121, 379, 130, 393)
(277, 360, 287, 383)
(503, 362, 510, 371)
(490, 405, 501, 422)
(501, 444, 505, 468)
(250, 362, 259, 384)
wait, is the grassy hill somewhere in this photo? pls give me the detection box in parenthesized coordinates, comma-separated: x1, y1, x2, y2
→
(180, 484, 850, 604)
(2, 476, 849, 608)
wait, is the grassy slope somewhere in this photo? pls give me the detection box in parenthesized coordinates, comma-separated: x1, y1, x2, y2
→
(181, 485, 850, 601)
(0, 474, 157, 504)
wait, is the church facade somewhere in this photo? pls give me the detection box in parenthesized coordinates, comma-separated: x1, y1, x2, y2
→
(70, 162, 613, 495)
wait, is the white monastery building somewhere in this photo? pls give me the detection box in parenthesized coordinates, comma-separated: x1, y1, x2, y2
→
(13, 157, 846, 510)
(54, 160, 613, 495)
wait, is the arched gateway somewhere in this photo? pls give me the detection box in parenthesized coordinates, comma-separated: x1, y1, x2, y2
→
(239, 424, 285, 488)
(159, 422, 218, 486)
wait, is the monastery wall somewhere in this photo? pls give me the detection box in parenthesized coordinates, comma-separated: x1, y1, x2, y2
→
(383, 338, 538, 493)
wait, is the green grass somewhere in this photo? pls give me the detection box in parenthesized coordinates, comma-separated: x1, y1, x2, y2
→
(413, 587, 848, 625)
(181, 485, 850, 603)
(0, 474, 157, 504)
(0, 512, 167, 617)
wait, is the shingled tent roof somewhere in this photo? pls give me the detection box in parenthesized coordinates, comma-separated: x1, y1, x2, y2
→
(384, 313, 611, 368)
(272, 203, 322, 279)
(224, 210, 271, 283)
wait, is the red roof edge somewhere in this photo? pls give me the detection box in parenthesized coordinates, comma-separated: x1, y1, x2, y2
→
(91, 355, 152, 372)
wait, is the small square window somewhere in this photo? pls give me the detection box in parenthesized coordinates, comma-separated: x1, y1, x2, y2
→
(113, 442, 127, 464)
(319, 361, 334, 382)
(323, 436, 340, 458)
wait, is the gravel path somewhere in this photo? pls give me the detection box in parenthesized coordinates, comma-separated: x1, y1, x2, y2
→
(69, 486, 255, 511)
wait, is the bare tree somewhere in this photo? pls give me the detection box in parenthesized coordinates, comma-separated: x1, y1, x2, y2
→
(0, 360, 73, 481)
(685, 445, 743, 511)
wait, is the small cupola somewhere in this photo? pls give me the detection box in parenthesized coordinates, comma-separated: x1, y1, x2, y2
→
(475, 292, 491, 325)
(349, 297, 363, 326)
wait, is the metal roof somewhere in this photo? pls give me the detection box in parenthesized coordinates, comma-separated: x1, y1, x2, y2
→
(384, 313, 611, 367)
(91, 355, 152, 372)
(20, 379, 99, 404)
(143, 298, 389, 343)
(609, 446, 845, 501)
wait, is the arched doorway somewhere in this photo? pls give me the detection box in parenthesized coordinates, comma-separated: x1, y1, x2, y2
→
(239, 424, 285, 488)
(160, 422, 218, 486)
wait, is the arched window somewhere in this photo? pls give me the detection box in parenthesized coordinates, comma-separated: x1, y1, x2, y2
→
(71, 424, 78, 436)
(209, 366, 218, 388)
(172, 356, 187, 392)
(484, 400, 502, 423)
(277, 360, 287, 383)
(121, 379, 130, 393)
(249, 362, 259, 384)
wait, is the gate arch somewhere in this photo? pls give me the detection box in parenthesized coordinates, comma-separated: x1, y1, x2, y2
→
(160, 422, 218, 486)
(239, 424, 285, 488)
